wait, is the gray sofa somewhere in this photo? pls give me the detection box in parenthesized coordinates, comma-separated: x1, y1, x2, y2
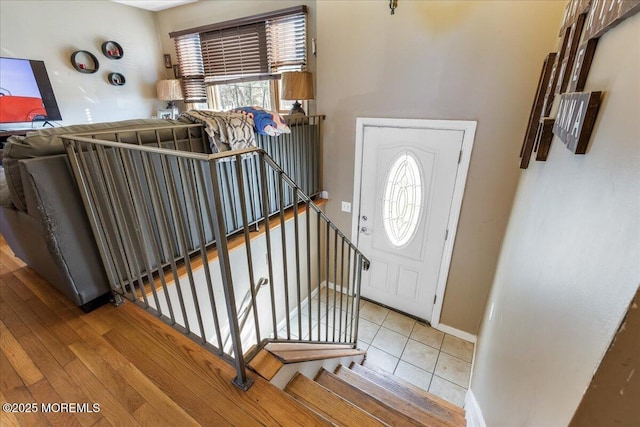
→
(0, 119, 201, 311)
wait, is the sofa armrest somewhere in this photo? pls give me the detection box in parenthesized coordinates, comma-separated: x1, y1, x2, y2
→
(18, 155, 111, 305)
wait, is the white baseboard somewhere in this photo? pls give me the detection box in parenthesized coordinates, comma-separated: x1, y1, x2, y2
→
(464, 390, 487, 427)
(434, 323, 477, 344)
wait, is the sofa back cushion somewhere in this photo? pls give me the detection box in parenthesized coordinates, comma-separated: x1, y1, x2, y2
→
(2, 119, 203, 211)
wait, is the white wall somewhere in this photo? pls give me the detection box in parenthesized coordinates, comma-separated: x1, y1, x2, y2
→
(0, 0, 165, 127)
(315, 0, 565, 333)
(470, 12, 640, 426)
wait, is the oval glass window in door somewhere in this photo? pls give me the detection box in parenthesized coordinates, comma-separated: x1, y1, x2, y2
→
(382, 152, 423, 247)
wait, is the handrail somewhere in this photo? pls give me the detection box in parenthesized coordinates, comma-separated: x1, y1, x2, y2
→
(62, 118, 369, 390)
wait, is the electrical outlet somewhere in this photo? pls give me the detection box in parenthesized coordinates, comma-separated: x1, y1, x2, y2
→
(341, 201, 351, 213)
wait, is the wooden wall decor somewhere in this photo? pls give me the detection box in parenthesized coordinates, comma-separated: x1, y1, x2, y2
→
(519, 0, 640, 167)
(559, 0, 591, 35)
(520, 53, 557, 169)
(567, 39, 598, 92)
(584, 0, 640, 40)
(555, 14, 586, 95)
(553, 91, 602, 154)
(535, 118, 556, 161)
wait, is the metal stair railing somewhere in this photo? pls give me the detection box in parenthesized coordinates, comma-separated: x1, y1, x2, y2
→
(63, 125, 370, 391)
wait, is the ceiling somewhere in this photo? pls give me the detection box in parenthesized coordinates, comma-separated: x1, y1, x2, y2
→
(110, 0, 197, 12)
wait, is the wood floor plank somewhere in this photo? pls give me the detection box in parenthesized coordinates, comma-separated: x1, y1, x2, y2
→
(0, 390, 21, 427)
(0, 351, 25, 394)
(64, 358, 142, 427)
(16, 333, 101, 427)
(0, 281, 78, 366)
(68, 341, 146, 414)
(28, 378, 84, 427)
(0, 297, 32, 339)
(0, 320, 44, 386)
(285, 372, 387, 426)
(74, 324, 130, 371)
(103, 327, 239, 426)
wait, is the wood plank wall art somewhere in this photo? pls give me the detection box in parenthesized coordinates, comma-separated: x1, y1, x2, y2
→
(519, 0, 640, 168)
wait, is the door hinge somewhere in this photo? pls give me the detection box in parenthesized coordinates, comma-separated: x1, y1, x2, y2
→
(458, 150, 463, 164)
(433, 294, 437, 305)
(445, 229, 449, 240)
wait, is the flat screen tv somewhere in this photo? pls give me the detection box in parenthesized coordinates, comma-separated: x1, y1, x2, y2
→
(0, 57, 62, 125)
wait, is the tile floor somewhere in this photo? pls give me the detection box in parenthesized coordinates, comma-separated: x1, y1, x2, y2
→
(280, 289, 474, 408)
(356, 299, 473, 408)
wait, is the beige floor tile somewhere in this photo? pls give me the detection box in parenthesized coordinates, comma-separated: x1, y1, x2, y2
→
(400, 339, 439, 373)
(303, 299, 327, 320)
(359, 301, 390, 325)
(441, 334, 474, 362)
(394, 361, 432, 391)
(434, 352, 471, 388)
(382, 311, 416, 336)
(410, 322, 445, 349)
(371, 327, 408, 358)
(357, 340, 370, 351)
(429, 375, 467, 407)
(357, 317, 380, 344)
(365, 346, 399, 374)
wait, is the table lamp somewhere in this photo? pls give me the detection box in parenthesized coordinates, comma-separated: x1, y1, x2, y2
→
(156, 79, 184, 119)
(281, 71, 314, 115)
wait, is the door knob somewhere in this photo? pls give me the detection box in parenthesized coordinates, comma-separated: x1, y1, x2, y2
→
(360, 226, 371, 235)
(362, 215, 368, 221)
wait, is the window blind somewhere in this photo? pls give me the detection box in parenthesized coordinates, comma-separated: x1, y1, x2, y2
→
(174, 33, 207, 102)
(171, 6, 307, 98)
(201, 23, 269, 81)
(266, 12, 307, 73)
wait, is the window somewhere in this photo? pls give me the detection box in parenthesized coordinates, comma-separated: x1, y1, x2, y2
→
(170, 6, 307, 111)
(382, 152, 423, 248)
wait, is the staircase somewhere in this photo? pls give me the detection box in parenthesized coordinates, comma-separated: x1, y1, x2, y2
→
(250, 343, 466, 426)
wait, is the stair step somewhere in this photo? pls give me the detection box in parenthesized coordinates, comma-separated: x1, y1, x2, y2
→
(270, 347, 366, 364)
(315, 368, 424, 427)
(334, 365, 458, 427)
(248, 349, 283, 381)
(285, 372, 387, 426)
(353, 362, 466, 424)
(266, 342, 355, 352)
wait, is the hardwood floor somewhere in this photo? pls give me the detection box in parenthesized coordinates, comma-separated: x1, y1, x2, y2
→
(0, 235, 329, 426)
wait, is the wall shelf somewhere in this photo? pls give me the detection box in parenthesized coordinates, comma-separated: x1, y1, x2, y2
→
(70, 50, 99, 73)
(102, 41, 124, 59)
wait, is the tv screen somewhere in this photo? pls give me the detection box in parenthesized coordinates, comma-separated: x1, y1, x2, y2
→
(0, 57, 62, 124)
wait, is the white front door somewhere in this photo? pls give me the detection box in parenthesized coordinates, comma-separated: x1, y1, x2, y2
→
(353, 118, 475, 322)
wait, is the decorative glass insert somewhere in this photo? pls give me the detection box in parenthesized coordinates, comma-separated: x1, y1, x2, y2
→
(382, 152, 423, 247)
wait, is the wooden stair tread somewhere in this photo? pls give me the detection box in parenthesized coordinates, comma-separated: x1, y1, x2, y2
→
(354, 362, 466, 422)
(315, 368, 424, 427)
(248, 349, 283, 381)
(285, 372, 387, 427)
(265, 342, 354, 352)
(270, 347, 366, 364)
(335, 365, 459, 427)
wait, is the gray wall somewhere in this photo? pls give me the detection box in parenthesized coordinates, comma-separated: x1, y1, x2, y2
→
(0, 1, 165, 125)
(470, 12, 640, 426)
(315, 0, 565, 334)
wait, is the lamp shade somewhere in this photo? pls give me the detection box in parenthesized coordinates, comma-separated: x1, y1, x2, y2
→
(281, 71, 314, 100)
(156, 79, 184, 101)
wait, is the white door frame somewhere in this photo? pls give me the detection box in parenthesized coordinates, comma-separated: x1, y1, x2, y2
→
(351, 117, 477, 329)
